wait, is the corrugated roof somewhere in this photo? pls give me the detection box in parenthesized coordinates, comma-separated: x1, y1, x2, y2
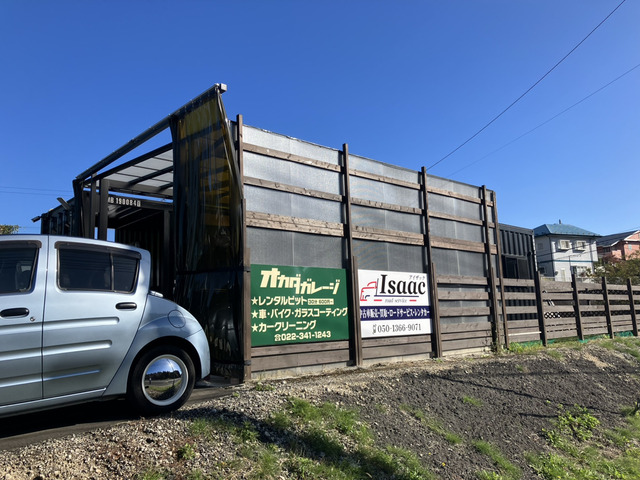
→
(596, 230, 639, 247)
(533, 223, 600, 237)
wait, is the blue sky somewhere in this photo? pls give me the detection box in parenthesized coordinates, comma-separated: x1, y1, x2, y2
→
(1, 0, 638, 236)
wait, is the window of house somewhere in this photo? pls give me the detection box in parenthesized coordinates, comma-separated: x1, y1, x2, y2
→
(57, 245, 140, 293)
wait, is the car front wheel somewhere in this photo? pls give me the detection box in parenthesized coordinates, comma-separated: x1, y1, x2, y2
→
(128, 345, 195, 415)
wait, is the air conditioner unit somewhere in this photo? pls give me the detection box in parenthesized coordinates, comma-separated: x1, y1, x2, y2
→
(558, 240, 571, 250)
(574, 241, 586, 251)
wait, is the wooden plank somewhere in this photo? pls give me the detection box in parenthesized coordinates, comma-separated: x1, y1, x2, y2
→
(503, 292, 537, 300)
(579, 305, 605, 312)
(431, 236, 496, 254)
(428, 210, 487, 227)
(502, 278, 535, 287)
(441, 321, 491, 334)
(252, 349, 351, 372)
(505, 306, 538, 315)
(608, 294, 629, 301)
(439, 306, 491, 317)
(545, 305, 576, 313)
(426, 185, 491, 206)
(348, 167, 421, 190)
(362, 334, 431, 347)
(442, 337, 492, 352)
(351, 197, 421, 215)
(352, 225, 424, 245)
(548, 330, 578, 339)
(542, 292, 574, 301)
(541, 282, 573, 291)
(246, 211, 344, 236)
(252, 340, 350, 357)
(244, 176, 343, 202)
(438, 290, 489, 301)
(508, 333, 542, 343)
(243, 142, 341, 172)
(362, 342, 432, 359)
(437, 274, 488, 286)
(507, 319, 541, 329)
(578, 293, 605, 300)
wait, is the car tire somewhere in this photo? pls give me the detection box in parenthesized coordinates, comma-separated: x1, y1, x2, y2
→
(128, 345, 195, 415)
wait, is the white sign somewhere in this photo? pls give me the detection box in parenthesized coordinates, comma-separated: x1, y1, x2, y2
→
(358, 269, 431, 338)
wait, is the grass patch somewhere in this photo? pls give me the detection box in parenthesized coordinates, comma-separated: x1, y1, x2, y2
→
(253, 382, 275, 392)
(472, 439, 521, 479)
(508, 341, 544, 355)
(184, 397, 438, 480)
(528, 402, 640, 479)
(462, 395, 483, 407)
(400, 404, 463, 445)
(546, 349, 565, 360)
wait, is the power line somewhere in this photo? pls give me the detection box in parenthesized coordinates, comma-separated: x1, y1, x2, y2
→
(446, 62, 640, 177)
(427, 0, 627, 171)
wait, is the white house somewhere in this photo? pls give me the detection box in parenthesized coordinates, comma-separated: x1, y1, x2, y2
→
(533, 222, 600, 282)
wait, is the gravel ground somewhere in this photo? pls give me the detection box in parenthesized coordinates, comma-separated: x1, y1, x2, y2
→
(1, 341, 639, 479)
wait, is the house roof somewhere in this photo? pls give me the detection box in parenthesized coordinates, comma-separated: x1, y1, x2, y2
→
(596, 230, 639, 248)
(533, 223, 600, 238)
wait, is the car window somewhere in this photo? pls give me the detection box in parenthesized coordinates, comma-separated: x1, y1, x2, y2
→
(58, 246, 139, 293)
(0, 244, 38, 294)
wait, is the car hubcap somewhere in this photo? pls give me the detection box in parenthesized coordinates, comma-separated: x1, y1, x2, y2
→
(142, 354, 188, 406)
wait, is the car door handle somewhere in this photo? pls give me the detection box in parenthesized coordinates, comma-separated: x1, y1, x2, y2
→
(1, 307, 30, 318)
(116, 302, 137, 311)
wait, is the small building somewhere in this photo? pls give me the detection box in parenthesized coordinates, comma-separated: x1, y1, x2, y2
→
(596, 230, 640, 261)
(533, 223, 600, 282)
(37, 84, 511, 381)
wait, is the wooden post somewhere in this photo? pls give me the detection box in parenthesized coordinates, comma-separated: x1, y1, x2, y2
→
(482, 186, 502, 351)
(572, 273, 585, 341)
(97, 179, 109, 241)
(88, 174, 97, 238)
(421, 167, 441, 358)
(534, 271, 548, 346)
(490, 190, 510, 348)
(343, 143, 363, 366)
(602, 276, 614, 339)
(237, 115, 252, 382)
(627, 278, 638, 337)
(429, 262, 443, 357)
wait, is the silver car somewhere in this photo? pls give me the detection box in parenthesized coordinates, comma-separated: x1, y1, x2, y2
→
(0, 235, 210, 417)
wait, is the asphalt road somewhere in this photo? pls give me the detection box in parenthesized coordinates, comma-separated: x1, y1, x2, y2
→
(0, 386, 231, 451)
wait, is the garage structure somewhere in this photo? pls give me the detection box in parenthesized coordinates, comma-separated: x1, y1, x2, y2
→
(39, 84, 509, 381)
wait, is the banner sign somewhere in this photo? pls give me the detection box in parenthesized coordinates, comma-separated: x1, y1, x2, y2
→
(250, 264, 350, 346)
(358, 269, 431, 338)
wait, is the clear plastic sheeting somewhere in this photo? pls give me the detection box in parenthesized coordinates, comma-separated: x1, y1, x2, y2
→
(171, 88, 244, 376)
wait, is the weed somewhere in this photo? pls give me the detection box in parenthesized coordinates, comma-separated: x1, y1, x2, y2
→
(462, 395, 483, 407)
(554, 404, 600, 442)
(254, 382, 275, 392)
(546, 349, 565, 360)
(177, 442, 197, 461)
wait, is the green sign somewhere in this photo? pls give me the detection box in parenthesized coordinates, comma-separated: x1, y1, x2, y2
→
(250, 264, 349, 346)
